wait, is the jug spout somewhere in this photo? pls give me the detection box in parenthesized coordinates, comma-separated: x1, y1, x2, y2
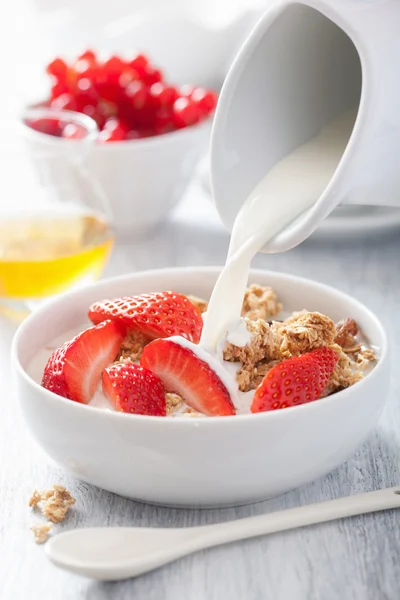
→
(211, 0, 400, 252)
(296, 0, 400, 209)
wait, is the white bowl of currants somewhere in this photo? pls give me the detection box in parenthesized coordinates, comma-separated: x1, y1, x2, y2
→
(27, 49, 218, 236)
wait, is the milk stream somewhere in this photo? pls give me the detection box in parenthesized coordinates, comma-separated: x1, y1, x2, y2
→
(200, 111, 356, 351)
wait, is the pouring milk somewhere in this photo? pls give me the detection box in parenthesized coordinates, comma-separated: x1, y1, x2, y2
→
(200, 110, 356, 351)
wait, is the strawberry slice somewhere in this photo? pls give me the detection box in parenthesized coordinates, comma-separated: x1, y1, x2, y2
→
(140, 339, 235, 417)
(251, 346, 338, 413)
(102, 362, 166, 416)
(42, 320, 126, 404)
(88, 291, 203, 343)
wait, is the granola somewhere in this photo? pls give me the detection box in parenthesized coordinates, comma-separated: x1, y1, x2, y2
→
(242, 284, 282, 321)
(165, 392, 184, 415)
(278, 311, 336, 357)
(29, 484, 76, 523)
(118, 330, 150, 362)
(182, 407, 205, 418)
(325, 345, 364, 394)
(236, 360, 280, 392)
(221, 296, 376, 398)
(30, 522, 52, 544)
(223, 318, 281, 367)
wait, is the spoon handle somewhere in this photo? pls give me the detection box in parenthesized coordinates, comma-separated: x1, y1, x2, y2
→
(193, 487, 400, 550)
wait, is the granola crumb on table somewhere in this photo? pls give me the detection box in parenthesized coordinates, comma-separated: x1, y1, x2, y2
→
(30, 522, 52, 544)
(28, 489, 42, 508)
(29, 484, 76, 524)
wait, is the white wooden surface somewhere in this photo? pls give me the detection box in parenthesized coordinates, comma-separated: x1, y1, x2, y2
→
(1, 1, 400, 597)
(1, 182, 400, 600)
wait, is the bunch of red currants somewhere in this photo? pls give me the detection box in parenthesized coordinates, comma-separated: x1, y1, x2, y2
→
(34, 50, 218, 142)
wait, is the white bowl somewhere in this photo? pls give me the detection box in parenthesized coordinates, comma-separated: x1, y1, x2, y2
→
(12, 267, 389, 507)
(87, 122, 211, 235)
(31, 11, 262, 236)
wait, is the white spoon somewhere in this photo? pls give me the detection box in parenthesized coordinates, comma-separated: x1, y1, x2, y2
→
(46, 487, 400, 581)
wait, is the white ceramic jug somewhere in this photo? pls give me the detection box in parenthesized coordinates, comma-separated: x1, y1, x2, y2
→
(210, 0, 400, 252)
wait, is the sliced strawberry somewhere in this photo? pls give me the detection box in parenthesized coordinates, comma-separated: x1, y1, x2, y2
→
(140, 339, 235, 417)
(251, 346, 338, 413)
(88, 291, 203, 343)
(102, 362, 166, 416)
(42, 320, 126, 404)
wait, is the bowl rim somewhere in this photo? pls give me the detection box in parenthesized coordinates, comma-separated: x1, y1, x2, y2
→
(12, 266, 388, 426)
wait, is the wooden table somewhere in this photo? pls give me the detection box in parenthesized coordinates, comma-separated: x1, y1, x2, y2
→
(1, 182, 400, 600)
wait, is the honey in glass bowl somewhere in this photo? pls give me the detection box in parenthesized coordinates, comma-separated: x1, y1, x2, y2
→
(0, 108, 113, 320)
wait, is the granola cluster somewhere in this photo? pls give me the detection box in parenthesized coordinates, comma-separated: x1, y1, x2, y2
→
(222, 289, 376, 395)
(165, 392, 184, 415)
(117, 330, 150, 362)
(187, 285, 282, 321)
(241, 284, 282, 321)
(29, 484, 76, 543)
(30, 522, 52, 544)
(29, 484, 76, 523)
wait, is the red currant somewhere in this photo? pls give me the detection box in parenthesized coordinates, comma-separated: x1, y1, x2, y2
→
(50, 93, 76, 111)
(26, 117, 62, 137)
(126, 80, 150, 110)
(61, 123, 87, 139)
(77, 50, 96, 63)
(150, 83, 178, 107)
(98, 124, 127, 142)
(142, 67, 162, 86)
(172, 97, 201, 128)
(138, 128, 155, 138)
(46, 58, 68, 79)
(51, 81, 69, 101)
(191, 88, 218, 114)
(95, 100, 118, 126)
(179, 84, 195, 98)
(154, 107, 175, 135)
(102, 118, 129, 139)
(75, 85, 98, 114)
(126, 129, 141, 140)
(129, 54, 149, 75)
(102, 56, 125, 82)
(118, 67, 138, 88)
(75, 57, 97, 80)
(81, 104, 98, 121)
